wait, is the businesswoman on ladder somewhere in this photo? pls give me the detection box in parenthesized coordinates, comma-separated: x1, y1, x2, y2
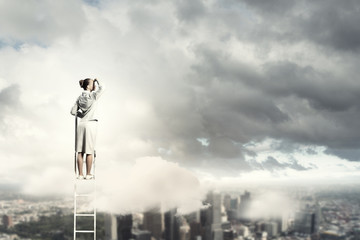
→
(71, 78, 105, 179)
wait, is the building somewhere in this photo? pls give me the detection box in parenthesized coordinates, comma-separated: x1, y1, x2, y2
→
(143, 207, 164, 240)
(230, 198, 239, 210)
(202, 191, 223, 240)
(190, 221, 203, 240)
(180, 224, 191, 240)
(320, 231, 346, 240)
(105, 213, 118, 240)
(275, 212, 290, 233)
(132, 229, 152, 240)
(238, 191, 251, 221)
(263, 221, 278, 238)
(165, 208, 180, 240)
(294, 211, 318, 234)
(223, 195, 231, 211)
(2, 215, 13, 229)
(223, 229, 236, 240)
(117, 214, 133, 240)
(226, 209, 237, 222)
(104, 213, 133, 240)
(236, 225, 249, 238)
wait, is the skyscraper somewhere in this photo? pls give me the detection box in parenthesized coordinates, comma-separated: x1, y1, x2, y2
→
(238, 191, 251, 221)
(190, 221, 203, 240)
(105, 213, 117, 240)
(143, 206, 164, 240)
(203, 191, 223, 240)
(230, 197, 239, 210)
(104, 213, 133, 240)
(276, 211, 290, 233)
(223, 194, 231, 211)
(165, 208, 180, 240)
(180, 224, 191, 240)
(294, 211, 318, 234)
(263, 221, 278, 238)
(117, 214, 133, 240)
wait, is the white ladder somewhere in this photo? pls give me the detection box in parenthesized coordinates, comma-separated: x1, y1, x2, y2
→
(74, 176, 97, 240)
(74, 116, 97, 240)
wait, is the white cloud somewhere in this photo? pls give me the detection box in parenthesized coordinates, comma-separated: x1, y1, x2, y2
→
(96, 156, 207, 215)
(18, 156, 207, 215)
(22, 167, 73, 196)
(248, 191, 294, 219)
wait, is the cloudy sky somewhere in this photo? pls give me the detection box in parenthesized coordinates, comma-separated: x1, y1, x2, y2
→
(1, 0, 360, 211)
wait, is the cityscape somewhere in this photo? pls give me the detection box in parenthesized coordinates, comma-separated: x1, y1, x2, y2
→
(1, 185, 359, 240)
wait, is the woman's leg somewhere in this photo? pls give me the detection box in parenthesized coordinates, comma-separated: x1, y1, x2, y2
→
(86, 154, 93, 176)
(77, 152, 84, 176)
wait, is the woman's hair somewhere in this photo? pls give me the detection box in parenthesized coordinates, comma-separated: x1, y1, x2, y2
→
(79, 78, 92, 90)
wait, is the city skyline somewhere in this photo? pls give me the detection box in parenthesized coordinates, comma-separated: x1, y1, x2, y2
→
(1, 0, 360, 215)
(2, 187, 359, 240)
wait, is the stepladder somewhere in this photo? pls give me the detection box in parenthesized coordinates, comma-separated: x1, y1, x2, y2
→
(74, 116, 97, 240)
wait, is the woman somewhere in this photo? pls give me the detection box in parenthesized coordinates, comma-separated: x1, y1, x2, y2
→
(71, 78, 105, 179)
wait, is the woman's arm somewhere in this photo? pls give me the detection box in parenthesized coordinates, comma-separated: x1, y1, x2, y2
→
(70, 101, 78, 116)
(92, 79, 105, 100)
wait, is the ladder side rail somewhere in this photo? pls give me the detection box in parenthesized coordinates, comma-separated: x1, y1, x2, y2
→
(74, 115, 77, 240)
(93, 149, 96, 240)
(74, 183, 77, 240)
(74, 114, 98, 240)
(74, 115, 78, 176)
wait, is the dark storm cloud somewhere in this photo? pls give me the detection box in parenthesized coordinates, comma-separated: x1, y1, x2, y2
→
(295, 0, 360, 52)
(186, 43, 360, 160)
(151, 37, 360, 165)
(324, 148, 360, 162)
(149, 0, 360, 166)
(260, 62, 360, 112)
(152, 48, 293, 164)
(242, 0, 296, 16)
(174, 0, 207, 23)
(259, 156, 309, 171)
(230, 0, 360, 52)
(208, 136, 242, 159)
(161, 18, 360, 165)
(190, 45, 357, 113)
(247, 156, 309, 172)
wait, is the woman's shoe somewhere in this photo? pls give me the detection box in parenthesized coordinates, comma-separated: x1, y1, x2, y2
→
(85, 175, 94, 180)
(77, 175, 85, 180)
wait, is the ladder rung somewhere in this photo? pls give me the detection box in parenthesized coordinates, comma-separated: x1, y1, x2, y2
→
(75, 230, 95, 233)
(76, 213, 95, 216)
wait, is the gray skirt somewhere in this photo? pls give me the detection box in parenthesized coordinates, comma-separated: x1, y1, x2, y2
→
(76, 120, 97, 154)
